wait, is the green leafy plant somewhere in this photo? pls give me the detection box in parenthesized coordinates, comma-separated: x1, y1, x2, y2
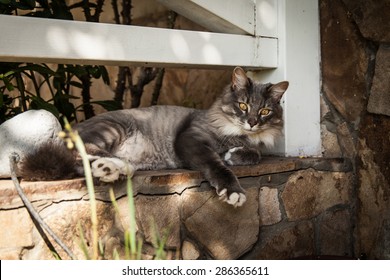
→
(0, 0, 175, 125)
(0, 1, 119, 124)
(0, 61, 116, 125)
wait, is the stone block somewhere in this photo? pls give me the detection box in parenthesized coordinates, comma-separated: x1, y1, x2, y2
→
(357, 139, 390, 258)
(250, 221, 315, 259)
(370, 218, 390, 259)
(22, 201, 116, 260)
(181, 240, 200, 260)
(0, 208, 34, 249)
(115, 196, 139, 233)
(342, 0, 390, 43)
(367, 45, 390, 116)
(321, 125, 342, 158)
(0, 110, 61, 178)
(320, 0, 368, 122)
(319, 209, 352, 256)
(259, 187, 281, 226)
(134, 194, 181, 249)
(281, 169, 352, 221)
(0, 248, 22, 260)
(181, 187, 259, 259)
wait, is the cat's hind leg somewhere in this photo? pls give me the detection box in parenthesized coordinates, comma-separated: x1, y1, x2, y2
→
(91, 157, 134, 182)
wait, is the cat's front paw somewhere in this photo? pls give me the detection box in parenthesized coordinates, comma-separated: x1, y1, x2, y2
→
(91, 157, 133, 182)
(224, 147, 244, 165)
(223, 146, 261, 166)
(217, 188, 247, 208)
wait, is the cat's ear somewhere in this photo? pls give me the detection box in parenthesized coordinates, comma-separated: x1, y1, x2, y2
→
(232, 67, 249, 90)
(268, 81, 289, 103)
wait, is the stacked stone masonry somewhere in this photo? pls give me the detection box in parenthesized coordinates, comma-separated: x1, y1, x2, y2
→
(320, 0, 390, 259)
(0, 157, 355, 260)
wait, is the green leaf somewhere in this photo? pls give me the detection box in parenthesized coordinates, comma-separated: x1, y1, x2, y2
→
(99, 66, 110, 85)
(69, 81, 84, 89)
(2, 76, 15, 91)
(54, 95, 76, 123)
(53, 76, 63, 91)
(20, 64, 55, 76)
(88, 66, 101, 79)
(57, 93, 79, 100)
(3, 70, 16, 77)
(67, 65, 88, 77)
(91, 100, 122, 111)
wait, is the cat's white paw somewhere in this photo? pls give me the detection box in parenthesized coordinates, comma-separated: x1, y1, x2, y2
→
(225, 192, 246, 208)
(224, 147, 244, 165)
(91, 157, 134, 182)
(217, 188, 246, 207)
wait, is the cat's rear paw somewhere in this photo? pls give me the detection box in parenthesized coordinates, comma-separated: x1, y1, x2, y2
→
(217, 189, 247, 207)
(91, 157, 133, 182)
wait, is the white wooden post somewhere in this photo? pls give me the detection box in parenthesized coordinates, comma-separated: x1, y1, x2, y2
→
(253, 0, 322, 156)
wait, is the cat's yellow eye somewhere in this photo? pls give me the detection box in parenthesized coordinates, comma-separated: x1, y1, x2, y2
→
(260, 108, 271, 116)
(239, 102, 248, 111)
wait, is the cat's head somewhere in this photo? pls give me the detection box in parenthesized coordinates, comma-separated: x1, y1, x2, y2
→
(211, 67, 289, 147)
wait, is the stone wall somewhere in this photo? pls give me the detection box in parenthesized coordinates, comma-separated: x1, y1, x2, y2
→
(320, 0, 390, 259)
(0, 158, 354, 260)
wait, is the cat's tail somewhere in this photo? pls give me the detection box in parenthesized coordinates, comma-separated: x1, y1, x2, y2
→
(19, 142, 81, 181)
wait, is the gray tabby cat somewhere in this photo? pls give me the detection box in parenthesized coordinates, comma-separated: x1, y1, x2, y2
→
(21, 67, 288, 207)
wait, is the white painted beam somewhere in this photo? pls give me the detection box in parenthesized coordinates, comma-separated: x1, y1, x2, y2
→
(0, 15, 276, 69)
(157, 0, 256, 35)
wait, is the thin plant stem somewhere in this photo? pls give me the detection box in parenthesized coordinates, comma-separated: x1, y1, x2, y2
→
(63, 119, 99, 260)
(126, 175, 137, 258)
